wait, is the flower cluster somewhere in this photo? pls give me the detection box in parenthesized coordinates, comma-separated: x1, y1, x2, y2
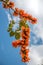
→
(13, 8, 37, 24)
(2, 1, 14, 8)
(20, 26, 30, 62)
(2, 0, 37, 24)
(0, 0, 37, 62)
(20, 48, 30, 62)
(12, 26, 30, 62)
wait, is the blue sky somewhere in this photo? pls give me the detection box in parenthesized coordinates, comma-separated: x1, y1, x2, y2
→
(0, 3, 26, 65)
(0, 0, 43, 65)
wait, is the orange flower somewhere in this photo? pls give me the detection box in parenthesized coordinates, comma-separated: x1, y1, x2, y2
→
(21, 44, 26, 48)
(15, 8, 19, 13)
(25, 28, 30, 33)
(28, 14, 32, 20)
(21, 26, 25, 31)
(26, 49, 30, 53)
(12, 41, 18, 48)
(16, 40, 21, 46)
(21, 41, 24, 45)
(22, 58, 26, 62)
(22, 34, 28, 39)
(13, 7, 19, 16)
(22, 13, 31, 20)
(20, 49, 28, 55)
(21, 47, 25, 51)
(20, 52, 28, 59)
(22, 13, 29, 20)
(25, 39, 28, 42)
(25, 42, 29, 46)
(21, 32, 28, 38)
(25, 57, 30, 62)
(22, 56, 30, 62)
(2, 1, 14, 9)
(26, 32, 30, 37)
(9, 1, 14, 8)
(21, 53, 25, 58)
(2, 3, 9, 9)
(22, 45, 27, 48)
(23, 13, 29, 17)
(20, 39, 25, 45)
(32, 17, 37, 22)
(25, 40, 30, 45)
(21, 39, 29, 46)
(31, 20, 37, 24)
(21, 13, 25, 17)
(25, 53, 29, 57)
(24, 17, 29, 20)
(16, 40, 21, 43)
(21, 39, 25, 42)
(21, 27, 30, 35)
(13, 11, 18, 16)
(23, 32, 30, 37)
(21, 48, 29, 54)
(19, 9, 24, 16)
(31, 17, 37, 24)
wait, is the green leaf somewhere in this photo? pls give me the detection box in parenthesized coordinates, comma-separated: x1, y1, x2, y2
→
(19, 18, 27, 29)
(7, 27, 12, 32)
(7, 20, 15, 32)
(9, 23, 13, 28)
(12, 20, 15, 24)
(15, 31, 20, 40)
(19, 20, 25, 26)
(19, 21, 25, 28)
(5, 0, 9, 3)
(20, 18, 27, 23)
(9, 31, 15, 37)
(25, 24, 29, 28)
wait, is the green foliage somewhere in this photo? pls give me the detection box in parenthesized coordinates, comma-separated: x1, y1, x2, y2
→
(7, 20, 15, 32)
(7, 23, 13, 32)
(19, 18, 29, 30)
(8, 20, 15, 28)
(9, 23, 13, 28)
(19, 21, 25, 27)
(19, 18, 26, 29)
(9, 31, 15, 37)
(7, 27, 12, 32)
(25, 23, 29, 28)
(0, 0, 9, 3)
(11, 20, 15, 24)
(15, 31, 20, 40)
(7, 19, 29, 39)
(5, 0, 9, 3)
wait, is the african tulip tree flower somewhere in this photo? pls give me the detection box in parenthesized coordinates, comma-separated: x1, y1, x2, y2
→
(3, 1, 14, 9)
(12, 40, 21, 47)
(0, 0, 37, 62)
(3, 2, 9, 8)
(13, 11, 18, 16)
(9, 1, 14, 8)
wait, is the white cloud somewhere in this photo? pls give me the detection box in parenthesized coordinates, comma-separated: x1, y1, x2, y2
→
(6, 12, 12, 23)
(11, 0, 39, 16)
(26, 45, 43, 65)
(32, 19, 43, 40)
